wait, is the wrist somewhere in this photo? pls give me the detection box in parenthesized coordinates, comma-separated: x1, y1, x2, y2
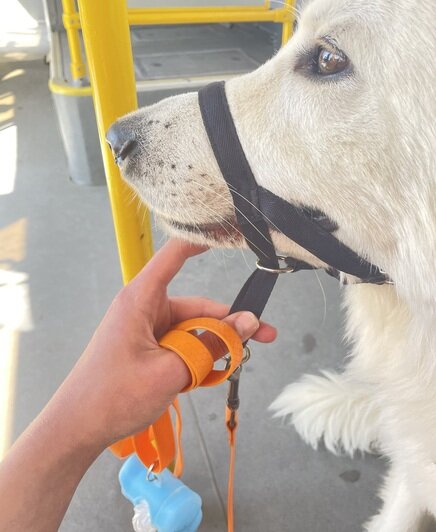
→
(39, 375, 110, 457)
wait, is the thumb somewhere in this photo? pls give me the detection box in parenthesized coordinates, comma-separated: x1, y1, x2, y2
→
(223, 311, 260, 342)
(198, 312, 259, 362)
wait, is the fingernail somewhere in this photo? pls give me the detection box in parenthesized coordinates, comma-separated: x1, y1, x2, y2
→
(234, 312, 259, 338)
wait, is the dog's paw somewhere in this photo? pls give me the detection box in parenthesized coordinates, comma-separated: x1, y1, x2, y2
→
(270, 371, 381, 456)
(363, 511, 434, 532)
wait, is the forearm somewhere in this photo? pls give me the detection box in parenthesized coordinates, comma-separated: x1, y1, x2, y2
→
(0, 390, 103, 532)
(0, 346, 189, 532)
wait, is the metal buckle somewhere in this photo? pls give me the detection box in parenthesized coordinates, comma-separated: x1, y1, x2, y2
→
(256, 256, 295, 274)
(224, 345, 251, 372)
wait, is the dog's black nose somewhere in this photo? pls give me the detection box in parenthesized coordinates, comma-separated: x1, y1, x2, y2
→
(106, 122, 137, 163)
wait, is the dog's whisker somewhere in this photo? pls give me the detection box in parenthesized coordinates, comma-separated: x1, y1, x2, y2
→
(188, 178, 274, 246)
(190, 192, 241, 238)
(192, 195, 247, 246)
(269, 0, 301, 19)
(313, 268, 327, 326)
(169, 192, 224, 264)
(126, 187, 140, 209)
(190, 177, 286, 241)
(192, 196, 253, 272)
(193, 202, 232, 263)
(189, 178, 277, 256)
(227, 185, 288, 237)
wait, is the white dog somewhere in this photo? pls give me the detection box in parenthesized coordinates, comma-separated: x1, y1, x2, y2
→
(107, 1, 436, 529)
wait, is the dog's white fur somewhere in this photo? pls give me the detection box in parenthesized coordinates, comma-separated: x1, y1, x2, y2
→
(114, 1, 436, 529)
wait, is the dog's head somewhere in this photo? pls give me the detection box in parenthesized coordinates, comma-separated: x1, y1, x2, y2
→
(107, 0, 435, 302)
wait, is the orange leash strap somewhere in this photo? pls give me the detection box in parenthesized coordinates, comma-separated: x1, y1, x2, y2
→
(226, 405, 238, 532)
(225, 360, 244, 532)
(111, 399, 184, 476)
(133, 408, 176, 473)
(109, 434, 135, 458)
(110, 406, 176, 473)
(110, 317, 245, 530)
(172, 398, 184, 478)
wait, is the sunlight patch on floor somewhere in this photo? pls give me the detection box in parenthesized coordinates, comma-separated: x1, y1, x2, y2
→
(0, 328, 19, 459)
(0, 1, 47, 61)
(0, 218, 31, 458)
(0, 124, 17, 195)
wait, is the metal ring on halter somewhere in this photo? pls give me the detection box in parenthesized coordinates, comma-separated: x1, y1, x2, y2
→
(146, 463, 158, 482)
(242, 345, 251, 364)
(256, 256, 295, 274)
(378, 269, 395, 285)
(224, 345, 251, 370)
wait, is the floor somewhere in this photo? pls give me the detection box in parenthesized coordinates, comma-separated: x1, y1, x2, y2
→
(0, 59, 388, 532)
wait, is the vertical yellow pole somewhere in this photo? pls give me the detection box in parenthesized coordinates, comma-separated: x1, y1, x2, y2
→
(281, 0, 295, 45)
(77, 0, 153, 284)
(61, 0, 86, 79)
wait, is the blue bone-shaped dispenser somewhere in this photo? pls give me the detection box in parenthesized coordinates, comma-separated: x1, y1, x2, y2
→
(119, 454, 202, 532)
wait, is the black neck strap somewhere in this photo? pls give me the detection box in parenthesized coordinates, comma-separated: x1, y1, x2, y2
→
(198, 81, 390, 317)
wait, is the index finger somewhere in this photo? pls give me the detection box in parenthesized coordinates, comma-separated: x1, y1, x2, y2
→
(133, 238, 208, 288)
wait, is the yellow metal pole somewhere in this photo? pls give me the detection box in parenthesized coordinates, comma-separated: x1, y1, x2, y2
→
(281, 0, 296, 45)
(76, 0, 153, 284)
(61, 0, 86, 80)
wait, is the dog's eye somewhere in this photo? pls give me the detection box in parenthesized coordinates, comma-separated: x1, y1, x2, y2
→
(316, 47, 349, 76)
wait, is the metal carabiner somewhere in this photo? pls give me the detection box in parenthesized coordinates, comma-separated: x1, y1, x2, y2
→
(146, 462, 158, 482)
(225, 346, 251, 428)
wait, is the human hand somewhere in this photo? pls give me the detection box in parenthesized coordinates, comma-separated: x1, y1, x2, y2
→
(50, 240, 277, 453)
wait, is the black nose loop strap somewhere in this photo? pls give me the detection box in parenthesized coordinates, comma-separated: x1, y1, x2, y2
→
(199, 81, 286, 318)
(199, 81, 287, 318)
(198, 81, 278, 271)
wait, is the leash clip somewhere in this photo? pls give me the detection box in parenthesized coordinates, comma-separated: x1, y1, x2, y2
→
(256, 255, 295, 274)
(226, 372, 240, 430)
(226, 346, 251, 429)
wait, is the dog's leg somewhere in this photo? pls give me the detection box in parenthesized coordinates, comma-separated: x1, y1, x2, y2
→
(364, 466, 429, 532)
(270, 370, 380, 455)
(271, 285, 412, 456)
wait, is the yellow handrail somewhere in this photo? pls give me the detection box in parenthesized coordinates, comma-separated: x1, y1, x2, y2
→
(77, 0, 153, 284)
(127, 7, 292, 25)
(65, 5, 292, 28)
(62, 3, 295, 81)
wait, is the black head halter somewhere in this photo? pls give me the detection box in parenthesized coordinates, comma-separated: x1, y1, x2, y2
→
(198, 81, 390, 318)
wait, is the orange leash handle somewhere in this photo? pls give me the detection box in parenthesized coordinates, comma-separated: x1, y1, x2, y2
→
(159, 317, 244, 389)
(110, 317, 243, 473)
(158, 328, 214, 392)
